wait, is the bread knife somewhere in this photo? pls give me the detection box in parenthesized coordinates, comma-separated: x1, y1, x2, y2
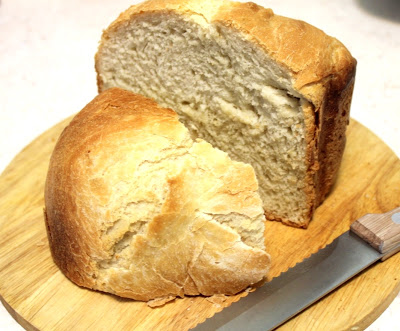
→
(193, 207, 400, 331)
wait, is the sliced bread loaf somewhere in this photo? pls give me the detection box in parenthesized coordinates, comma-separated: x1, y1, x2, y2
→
(95, 0, 356, 227)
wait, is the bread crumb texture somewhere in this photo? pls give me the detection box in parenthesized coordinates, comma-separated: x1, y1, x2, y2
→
(96, 0, 356, 227)
(44, 88, 270, 303)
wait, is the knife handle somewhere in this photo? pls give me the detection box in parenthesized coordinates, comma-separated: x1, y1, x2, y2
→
(350, 207, 400, 260)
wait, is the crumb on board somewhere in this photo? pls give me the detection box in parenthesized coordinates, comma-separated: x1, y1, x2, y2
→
(205, 294, 227, 307)
(35, 239, 47, 247)
(147, 295, 176, 308)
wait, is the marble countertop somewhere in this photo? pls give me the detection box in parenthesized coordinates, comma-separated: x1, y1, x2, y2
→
(0, 0, 399, 330)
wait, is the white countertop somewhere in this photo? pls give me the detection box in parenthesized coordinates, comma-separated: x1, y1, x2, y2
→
(0, 0, 399, 330)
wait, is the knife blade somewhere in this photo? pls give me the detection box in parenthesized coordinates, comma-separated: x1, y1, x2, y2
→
(193, 207, 400, 331)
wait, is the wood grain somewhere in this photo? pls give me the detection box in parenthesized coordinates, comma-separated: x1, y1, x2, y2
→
(0, 118, 399, 331)
(350, 207, 400, 254)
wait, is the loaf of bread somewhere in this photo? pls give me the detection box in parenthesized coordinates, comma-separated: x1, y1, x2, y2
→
(95, 0, 356, 227)
(44, 88, 270, 305)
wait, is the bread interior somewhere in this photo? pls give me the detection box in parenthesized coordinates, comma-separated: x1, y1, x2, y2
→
(97, 12, 312, 225)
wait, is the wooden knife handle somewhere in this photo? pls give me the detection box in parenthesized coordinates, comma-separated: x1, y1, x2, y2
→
(350, 207, 400, 258)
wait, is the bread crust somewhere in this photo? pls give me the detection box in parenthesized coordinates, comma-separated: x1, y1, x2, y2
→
(214, 1, 357, 224)
(45, 88, 270, 302)
(95, 0, 356, 227)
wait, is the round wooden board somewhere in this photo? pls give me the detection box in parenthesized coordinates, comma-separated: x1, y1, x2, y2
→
(0, 118, 399, 331)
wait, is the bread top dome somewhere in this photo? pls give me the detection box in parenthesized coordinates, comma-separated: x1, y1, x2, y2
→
(44, 88, 269, 305)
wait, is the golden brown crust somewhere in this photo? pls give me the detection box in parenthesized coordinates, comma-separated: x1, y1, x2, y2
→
(44, 89, 179, 289)
(45, 88, 269, 302)
(95, 0, 356, 227)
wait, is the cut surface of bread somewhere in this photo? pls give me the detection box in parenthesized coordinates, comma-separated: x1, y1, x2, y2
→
(95, 0, 356, 227)
(44, 88, 270, 304)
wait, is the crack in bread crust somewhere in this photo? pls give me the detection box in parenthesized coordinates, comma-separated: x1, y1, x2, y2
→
(45, 88, 270, 303)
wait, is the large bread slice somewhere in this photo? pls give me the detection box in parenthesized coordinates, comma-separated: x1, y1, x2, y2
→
(95, 0, 356, 227)
(44, 88, 270, 305)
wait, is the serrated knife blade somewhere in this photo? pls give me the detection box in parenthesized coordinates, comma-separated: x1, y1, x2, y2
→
(193, 207, 400, 331)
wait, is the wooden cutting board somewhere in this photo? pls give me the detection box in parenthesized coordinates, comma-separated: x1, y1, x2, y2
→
(0, 118, 399, 331)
